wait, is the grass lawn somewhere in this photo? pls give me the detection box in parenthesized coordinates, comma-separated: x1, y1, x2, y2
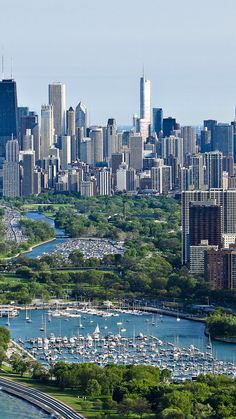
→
(0, 370, 155, 418)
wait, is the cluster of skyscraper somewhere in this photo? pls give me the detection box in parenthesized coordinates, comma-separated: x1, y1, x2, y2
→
(1, 74, 236, 289)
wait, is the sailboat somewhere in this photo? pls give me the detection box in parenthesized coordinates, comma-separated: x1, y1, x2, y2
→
(25, 306, 30, 321)
(6, 311, 10, 327)
(26, 308, 32, 323)
(79, 319, 84, 329)
(207, 333, 212, 350)
(40, 315, 45, 331)
(93, 324, 100, 338)
(176, 310, 180, 322)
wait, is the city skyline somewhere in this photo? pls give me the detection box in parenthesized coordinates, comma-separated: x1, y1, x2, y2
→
(1, 0, 236, 125)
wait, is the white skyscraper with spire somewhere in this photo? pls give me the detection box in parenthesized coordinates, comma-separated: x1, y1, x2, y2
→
(139, 71, 151, 138)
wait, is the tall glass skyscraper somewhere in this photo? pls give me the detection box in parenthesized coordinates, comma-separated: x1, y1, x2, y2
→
(48, 82, 66, 137)
(75, 101, 88, 136)
(0, 78, 18, 161)
(140, 75, 151, 122)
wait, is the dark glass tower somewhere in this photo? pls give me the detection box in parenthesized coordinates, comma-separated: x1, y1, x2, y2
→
(0, 79, 18, 161)
(163, 117, 176, 137)
(153, 108, 163, 136)
(189, 201, 222, 248)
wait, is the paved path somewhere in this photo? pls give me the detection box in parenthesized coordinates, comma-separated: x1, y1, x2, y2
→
(0, 376, 84, 419)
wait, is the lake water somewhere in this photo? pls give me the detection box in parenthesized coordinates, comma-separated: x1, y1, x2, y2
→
(0, 390, 49, 418)
(24, 212, 68, 259)
(21, 212, 236, 363)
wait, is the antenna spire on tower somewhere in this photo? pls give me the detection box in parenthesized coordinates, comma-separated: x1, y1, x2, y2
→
(1, 55, 4, 80)
(11, 57, 13, 79)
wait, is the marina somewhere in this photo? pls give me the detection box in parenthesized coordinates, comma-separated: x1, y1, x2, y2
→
(24, 212, 125, 260)
(2, 307, 236, 381)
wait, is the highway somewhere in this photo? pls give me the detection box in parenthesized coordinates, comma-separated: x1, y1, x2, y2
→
(0, 376, 84, 419)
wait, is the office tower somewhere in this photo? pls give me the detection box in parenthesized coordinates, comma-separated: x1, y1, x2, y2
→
(223, 156, 234, 177)
(41, 105, 54, 159)
(204, 151, 223, 189)
(75, 101, 87, 137)
(66, 107, 76, 137)
(33, 169, 41, 195)
(80, 138, 92, 165)
(200, 128, 211, 153)
(162, 136, 183, 166)
(189, 201, 222, 247)
(153, 108, 163, 137)
(116, 162, 128, 191)
(182, 189, 236, 264)
(163, 117, 176, 138)
(182, 126, 197, 159)
(48, 82, 66, 137)
(60, 135, 71, 170)
(32, 123, 40, 162)
(22, 129, 33, 151)
(18, 108, 39, 144)
(126, 168, 136, 192)
(17, 106, 28, 142)
(0, 79, 18, 161)
(129, 135, 143, 170)
(21, 150, 35, 196)
(3, 139, 20, 197)
(133, 114, 139, 132)
(96, 168, 111, 196)
(191, 154, 205, 190)
(106, 118, 117, 161)
(89, 127, 103, 165)
(204, 119, 217, 145)
(140, 74, 151, 122)
(111, 153, 123, 174)
(212, 123, 234, 158)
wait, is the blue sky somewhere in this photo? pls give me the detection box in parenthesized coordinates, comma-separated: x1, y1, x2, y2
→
(1, 0, 236, 125)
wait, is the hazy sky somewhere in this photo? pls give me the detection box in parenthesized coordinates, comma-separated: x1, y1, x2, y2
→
(1, 0, 236, 126)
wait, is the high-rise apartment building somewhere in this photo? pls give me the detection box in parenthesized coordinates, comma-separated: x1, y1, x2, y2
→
(96, 168, 112, 196)
(60, 135, 71, 170)
(182, 189, 236, 264)
(182, 126, 197, 159)
(204, 151, 223, 189)
(48, 82, 66, 137)
(189, 201, 222, 247)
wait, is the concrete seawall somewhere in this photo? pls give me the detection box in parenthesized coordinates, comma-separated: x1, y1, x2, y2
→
(0, 376, 84, 419)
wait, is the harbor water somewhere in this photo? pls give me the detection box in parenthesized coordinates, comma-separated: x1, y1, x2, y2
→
(0, 390, 49, 418)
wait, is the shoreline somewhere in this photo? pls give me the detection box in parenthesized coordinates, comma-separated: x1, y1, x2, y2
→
(2, 237, 57, 261)
(0, 376, 83, 418)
